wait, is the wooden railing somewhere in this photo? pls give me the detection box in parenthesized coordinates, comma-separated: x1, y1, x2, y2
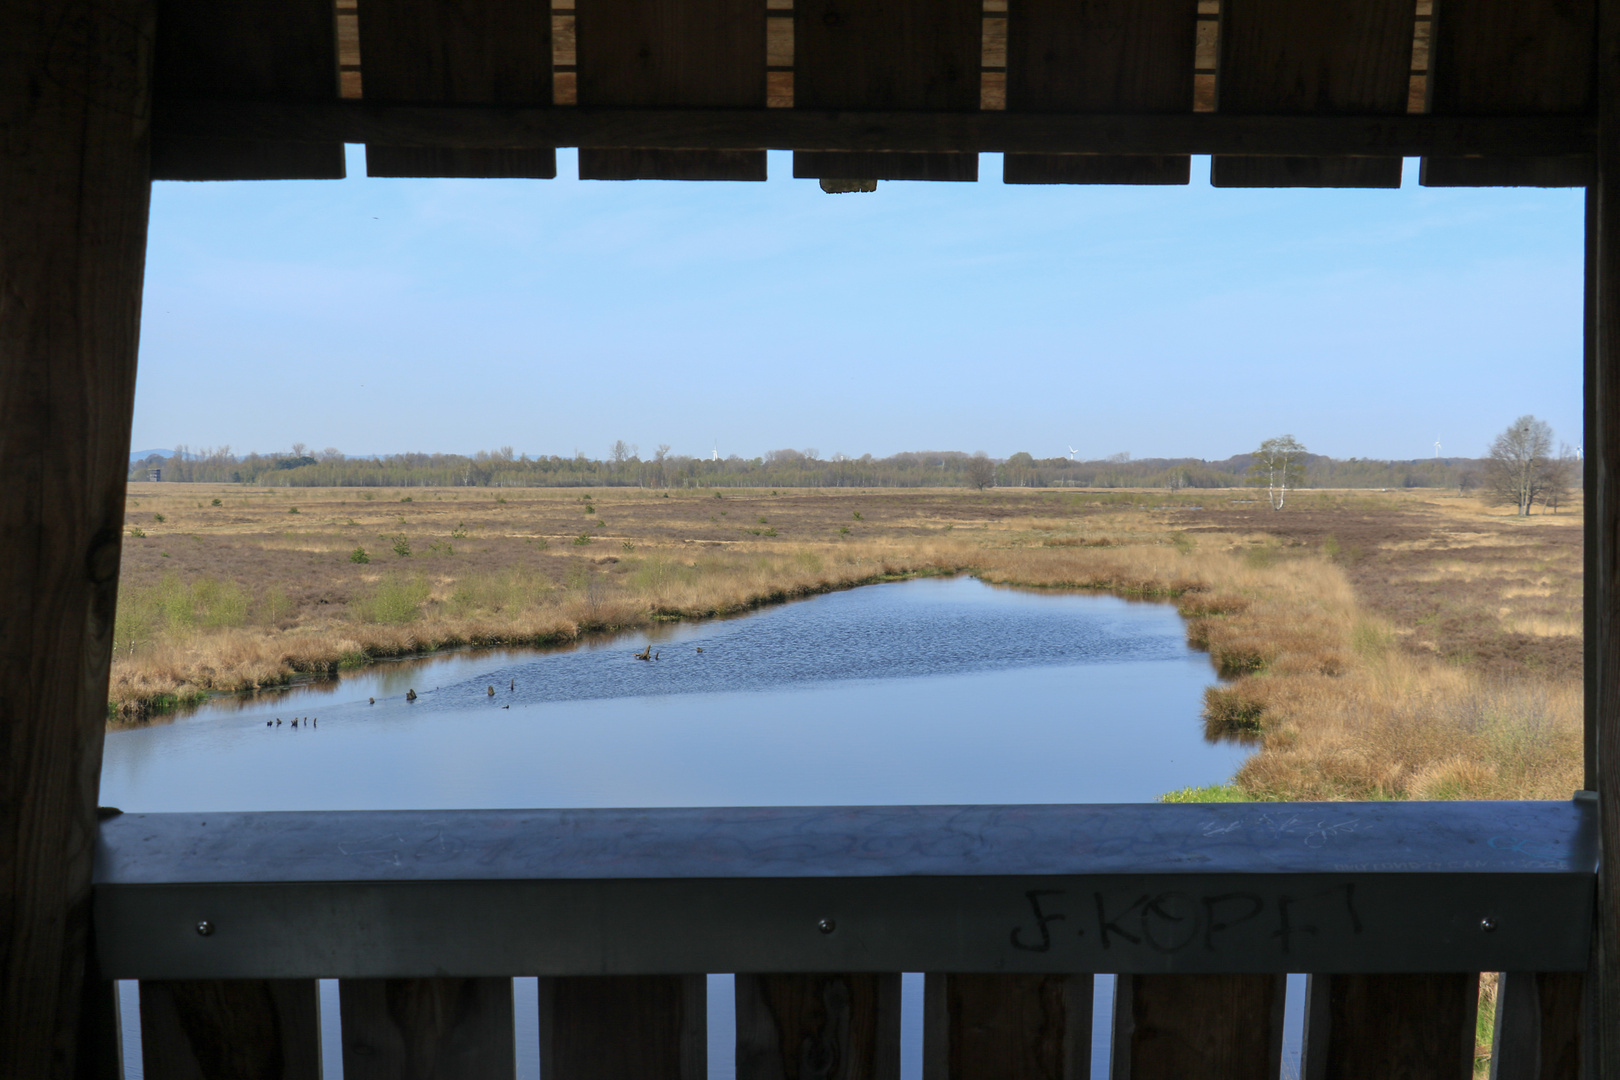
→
(88, 800, 1597, 1079)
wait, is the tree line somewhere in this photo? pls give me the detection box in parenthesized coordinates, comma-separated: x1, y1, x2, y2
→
(131, 442, 1502, 492)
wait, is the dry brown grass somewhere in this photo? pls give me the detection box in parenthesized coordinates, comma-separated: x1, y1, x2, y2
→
(110, 483, 1584, 801)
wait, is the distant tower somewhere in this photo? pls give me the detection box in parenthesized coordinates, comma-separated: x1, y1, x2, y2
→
(712, 440, 719, 462)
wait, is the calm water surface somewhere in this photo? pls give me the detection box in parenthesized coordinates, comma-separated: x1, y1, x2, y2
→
(106, 577, 1275, 1079)
(103, 576, 1245, 810)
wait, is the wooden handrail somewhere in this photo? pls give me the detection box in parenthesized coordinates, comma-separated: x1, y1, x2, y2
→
(94, 801, 1597, 1080)
(94, 800, 1596, 980)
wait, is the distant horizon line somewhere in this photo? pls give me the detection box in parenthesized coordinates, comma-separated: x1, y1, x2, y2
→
(129, 446, 1489, 466)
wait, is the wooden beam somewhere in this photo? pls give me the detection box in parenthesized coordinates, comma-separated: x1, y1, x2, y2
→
(0, 0, 153, 1074)
(1422, 0, 1596, 187)
(792, 0, 981, 180)
(1595, 0, 1620, 1068)
(1213, 0, 1416, 187)
(151, 99, 1594, 160)
(151, 0, 344, 180)
(576, 0, 766, 180)
(1003, 0, 1199, 185)
(357, 0, 555, 179)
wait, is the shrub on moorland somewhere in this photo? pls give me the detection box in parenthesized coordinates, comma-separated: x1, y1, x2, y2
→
(351, 576, 430, 624)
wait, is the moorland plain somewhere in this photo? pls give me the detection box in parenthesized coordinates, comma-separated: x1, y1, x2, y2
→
(114, 483, 1582, 801)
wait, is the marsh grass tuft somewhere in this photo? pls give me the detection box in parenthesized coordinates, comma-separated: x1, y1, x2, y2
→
(448, 569, 553, 617)
(1203, 685, 1267, 738)
(352, 576, 430, 624)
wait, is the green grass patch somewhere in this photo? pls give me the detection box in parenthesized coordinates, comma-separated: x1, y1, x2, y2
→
(351, 575, 430, 624)
(447, 569, 554, 616)
(1160, 783, 1249, 803)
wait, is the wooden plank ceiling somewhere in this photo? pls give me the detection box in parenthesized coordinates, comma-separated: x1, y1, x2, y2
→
(150, 0, 1596, 188)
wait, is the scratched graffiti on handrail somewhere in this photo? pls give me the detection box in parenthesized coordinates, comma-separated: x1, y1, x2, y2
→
(1199, 813, 1366, 848)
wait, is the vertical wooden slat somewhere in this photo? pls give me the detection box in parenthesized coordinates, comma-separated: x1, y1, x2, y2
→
(0, 0, 152, 1071)
(1003, 0, 1198, 186)
(140, 980, 321, 1080)
(1301, 973, 1478, 1080)
(1212, 0, 1415, 188)
(576, 0, 766, 180)
(357, 0, 554, 178)
(1491, 972, 1584, 1080)
(1594, 0, 1620, 1055)
(1421, 0, 1596, 188)
(1110, 973, 1282, 1080)
(74, 920, 124, 1080)
(152, 0, 345, 179)
(537, 974, 705, 1080)
(792, 0, 981, 181)
(340, 976, 516, 1080)
(736, 972, 901, 1080)
(922, 973, 1090, 1080)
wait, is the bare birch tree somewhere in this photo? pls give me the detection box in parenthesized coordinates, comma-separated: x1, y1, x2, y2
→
(1485, 416, 1555, 516)
(1246, 435, 1307, 509)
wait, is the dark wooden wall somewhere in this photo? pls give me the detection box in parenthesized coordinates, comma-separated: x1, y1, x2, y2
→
(0, 0, 154, 1074)
(1595, 0, 1620, 1068)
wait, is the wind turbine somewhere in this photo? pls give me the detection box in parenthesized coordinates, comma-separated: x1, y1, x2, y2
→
(1067, 445, 1078, 461)
(712, 439, 719, 463)
(1434, 437, 1442, 459)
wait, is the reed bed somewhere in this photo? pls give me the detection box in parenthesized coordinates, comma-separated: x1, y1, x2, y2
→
(108, 484, 1584, 802)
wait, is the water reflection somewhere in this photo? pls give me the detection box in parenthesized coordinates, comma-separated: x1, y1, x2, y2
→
(102, 577, 1243, 811)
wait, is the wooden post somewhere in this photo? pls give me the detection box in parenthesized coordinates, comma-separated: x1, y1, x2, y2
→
(141, 980, 322, 1080)
(537, 974, 705, 1080)
(922, 973, 1091, 1080)
(341, 977, 516, 1080)
(0, 0, 153, 1074)
(1597, 0, 1620, 1069)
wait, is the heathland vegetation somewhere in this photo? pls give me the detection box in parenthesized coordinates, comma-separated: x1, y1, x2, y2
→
(114, 483, 1581, 802)
(132, 444, 1485, 492)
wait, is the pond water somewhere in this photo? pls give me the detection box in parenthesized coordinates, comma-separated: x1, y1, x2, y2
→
(104, 576, 1275, 1079)
(102, 576, 1243, 811)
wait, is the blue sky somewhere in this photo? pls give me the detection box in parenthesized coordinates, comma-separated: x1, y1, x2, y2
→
(134, 147, 1584, 462)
